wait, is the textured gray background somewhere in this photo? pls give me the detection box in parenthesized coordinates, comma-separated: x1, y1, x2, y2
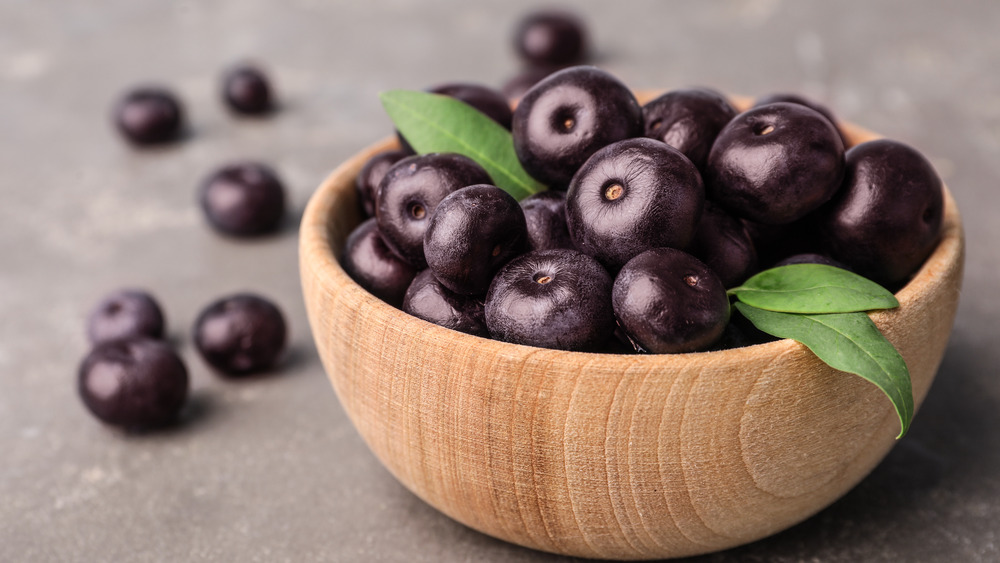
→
(2, 1, 999, 561)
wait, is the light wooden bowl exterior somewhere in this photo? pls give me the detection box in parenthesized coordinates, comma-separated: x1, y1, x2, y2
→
(299, 94, 964, 560)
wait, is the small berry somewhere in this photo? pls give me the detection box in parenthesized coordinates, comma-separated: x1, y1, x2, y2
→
(79, 338, 188, 429)
(113, 87, 184, 145)
(200, 162, 286, 236)
(87, 289, 166, 345)
(194, 294, 287, 375)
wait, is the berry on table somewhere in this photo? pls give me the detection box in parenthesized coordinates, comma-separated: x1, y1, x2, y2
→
(113, 87, 185, 145)
(199, 162, 286, 236)
(87, 289, 166, 345)
(193, 294, 287, 376)
(78, 338, 188, 429)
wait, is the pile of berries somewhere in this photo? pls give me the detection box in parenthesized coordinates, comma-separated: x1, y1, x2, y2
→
(342, 65, 944, 354)
(113, 64, 288, 238)
(78, 289, 288, 429)
(82, 63, 292, 431)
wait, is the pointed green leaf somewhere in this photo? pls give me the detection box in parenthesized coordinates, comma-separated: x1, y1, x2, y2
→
(379, 89, 545, 200)
(734, 303, 914, 439)
(729, 264, 899, 314)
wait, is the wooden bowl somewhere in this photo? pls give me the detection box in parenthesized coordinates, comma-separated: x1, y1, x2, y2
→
(299, 94, 964, 560)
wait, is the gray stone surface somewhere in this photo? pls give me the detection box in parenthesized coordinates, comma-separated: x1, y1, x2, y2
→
(1, 1, 999, 561)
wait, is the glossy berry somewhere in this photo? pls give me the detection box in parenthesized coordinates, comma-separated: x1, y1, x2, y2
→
(613, 248, 730, 354)
(690, 201, 758, 288)
(113, 87, 184, 145)
(78, 338, 188, 429)
(485, 249, 614, 351)
(706, 102, 844, 225)
(512, 66, 643, 187)
(341, 218, 418, 307)
(222, 64, 274, 115)
(424, 185, 528, 295)
(521, 191, 574, 251)
(193, 294, 287, 376)
(753, 93, 846, 147)
(200, 162, 286, 236)
(356, 150, 407, 218)
(819, 139, 943, 287)
(514, 10, 588, 66)
(566, 138, 704, 269)
(376, 153, 492, 268)
(398, 83, 513, 152)
(642, 88, 737, 171)
(402, 269, 488, 337)
(87, 289, 166, 345)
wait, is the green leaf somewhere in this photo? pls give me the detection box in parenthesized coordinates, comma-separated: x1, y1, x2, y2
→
(734, 303, 914, 439)
(729, 264, 899, 314)
(379, 90, 545, 200)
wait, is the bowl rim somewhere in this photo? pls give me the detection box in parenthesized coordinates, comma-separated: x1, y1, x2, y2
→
(300, 92, 964, 366)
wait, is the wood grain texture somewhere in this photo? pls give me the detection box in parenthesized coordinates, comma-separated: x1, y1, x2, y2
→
(299, 92, 965, 560)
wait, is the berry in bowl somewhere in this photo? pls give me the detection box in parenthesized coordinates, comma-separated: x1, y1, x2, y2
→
(299, 67, 963, 559)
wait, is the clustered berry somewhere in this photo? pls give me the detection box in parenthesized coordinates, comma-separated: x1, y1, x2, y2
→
(84, 61, 291, 430)
(89, 8, 946, 429)
(112, 64, 287, 238)
(78, 289, 288, 430)
(343, 64, 944, 354)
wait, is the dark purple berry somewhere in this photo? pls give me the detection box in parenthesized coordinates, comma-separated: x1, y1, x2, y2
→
(113, 87, 184, 145)
(753, 93, 847, 147)
(642, 88, 737, 171)
(485, 249, 614, 351)
(514, 10, 588, 66)
(690, 201, 758, 288)
(397, 83, 513, 152)
(87, 289, 166, 345)
(222, 64, 274, 115)
(193, 294, 287, 376)
(512, 66, 643, 187)
(341, 218, 418, 307)
(706, 102, 845, 225)
(818, 139, 943, 287)
(613, 248, 730, 354)
(566, 138, 704, 269)
(402, 270, 488, 337)
(199, 162, 286, 236)
(521, 191, 574, 251)
(356, 150, 407, 218)
(78, 338, 188, 429)
(375, 153, 492, 268)
(424, 185, 528, 295)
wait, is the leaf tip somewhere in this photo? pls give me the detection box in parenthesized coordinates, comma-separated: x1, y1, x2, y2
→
(378, 89, 402, 106)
